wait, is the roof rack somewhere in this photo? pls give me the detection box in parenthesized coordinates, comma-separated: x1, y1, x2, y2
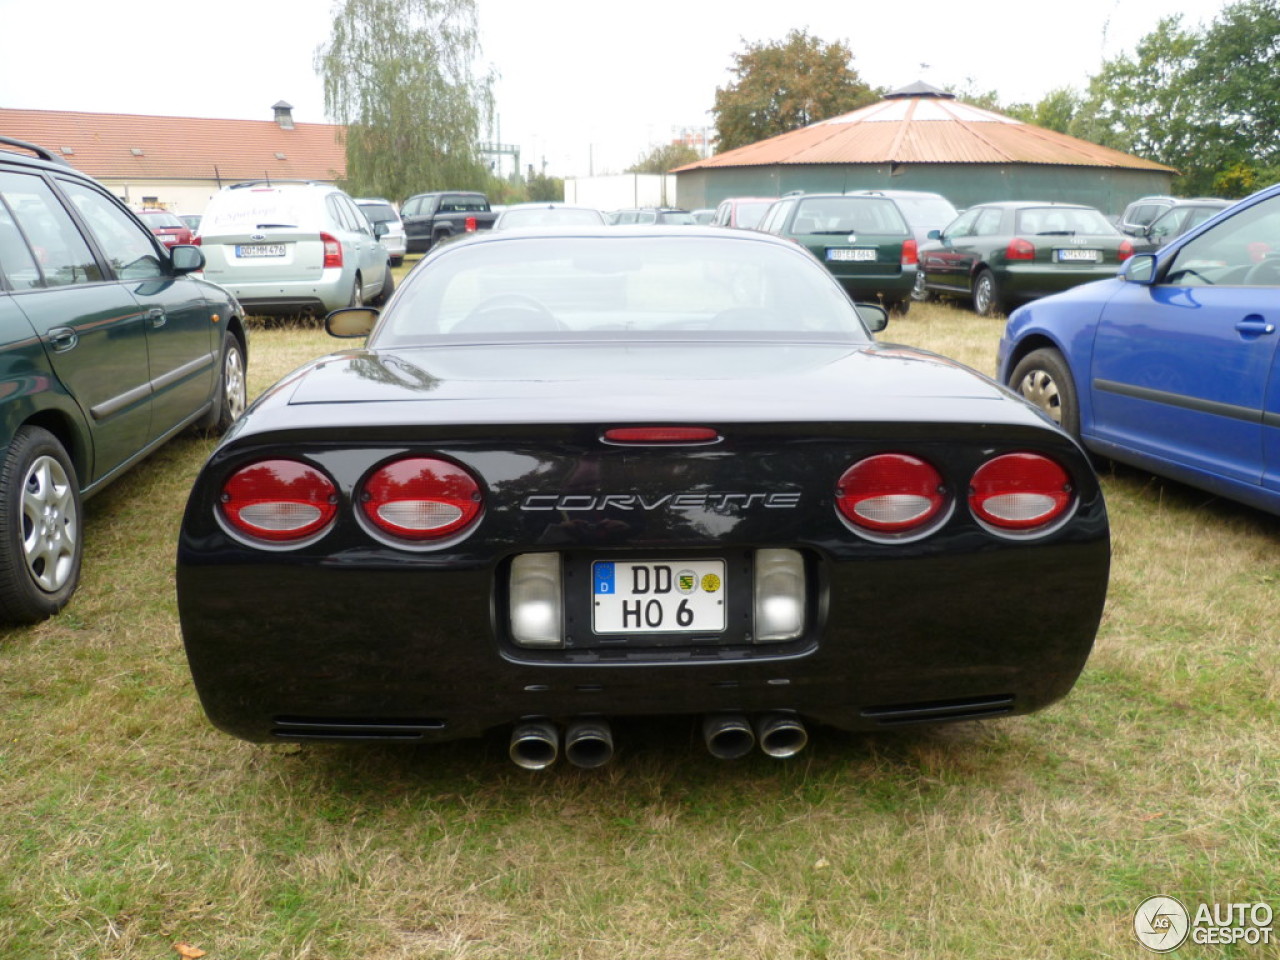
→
(0, 135, 71, 167)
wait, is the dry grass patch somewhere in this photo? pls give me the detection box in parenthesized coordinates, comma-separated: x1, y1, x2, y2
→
(1, 299, 1277, 959)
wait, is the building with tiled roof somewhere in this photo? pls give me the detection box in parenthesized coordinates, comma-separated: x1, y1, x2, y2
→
(674, 83, 1177, 216)
(0, 102, 345, 215)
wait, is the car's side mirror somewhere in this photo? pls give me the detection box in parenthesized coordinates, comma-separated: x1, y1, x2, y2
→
(927, 229, 941, 240)
(856, 302, 889, 333)
(326, 307, 378, 338)
(170, 245, 205, 274)
(1122, 253, 1157, 285)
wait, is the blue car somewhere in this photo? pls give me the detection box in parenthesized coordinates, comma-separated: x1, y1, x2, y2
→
(998, 184, 1280, 516)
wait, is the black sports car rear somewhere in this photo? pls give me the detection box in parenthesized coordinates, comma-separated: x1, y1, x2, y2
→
(177, 228, 1109, 766)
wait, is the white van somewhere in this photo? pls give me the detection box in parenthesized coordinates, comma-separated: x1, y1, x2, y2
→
(196, 181, 393, 316)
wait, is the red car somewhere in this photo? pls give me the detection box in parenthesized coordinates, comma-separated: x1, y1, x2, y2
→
(135, 209, 194, 247)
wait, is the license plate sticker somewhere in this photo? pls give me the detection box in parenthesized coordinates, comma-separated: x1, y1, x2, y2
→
(592, 560, 725, 634)
(1056, 248, 1100, 262)
(827, 248, 877, 262)
(236, 243, 286, 258)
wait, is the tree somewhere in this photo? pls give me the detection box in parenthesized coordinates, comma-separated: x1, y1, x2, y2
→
(626, 143, 702, 174)
(711, 30, 879, 153)
(525, 173, 565, 203)
(1068, 1, 1280, 195)
(316, 0, 493, 203)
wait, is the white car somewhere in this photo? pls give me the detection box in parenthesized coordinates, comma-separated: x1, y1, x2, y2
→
(196, 182, 393, 316)
(355, 197, 407, 266)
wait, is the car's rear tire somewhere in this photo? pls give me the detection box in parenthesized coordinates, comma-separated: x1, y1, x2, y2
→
(972, 269, 1004, 317)
(197, 335, 247, 435)
(911, 270, 933, 302)
(0, 427, 83, 624)
(1010, 347, 1080, 437)
(888, 298, 910, 316)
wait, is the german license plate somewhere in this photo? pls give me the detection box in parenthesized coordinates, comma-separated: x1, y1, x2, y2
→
(236, 244, 286, 258)
(592, 560, 725, 634)
(1056, 248, 1100, 262)
(827, 248, 876, 262)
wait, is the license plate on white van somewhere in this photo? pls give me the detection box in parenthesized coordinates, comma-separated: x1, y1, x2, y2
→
(236, 244, 286, 258)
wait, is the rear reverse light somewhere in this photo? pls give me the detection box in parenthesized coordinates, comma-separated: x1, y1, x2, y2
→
(603, 426, 719, 444)
(1118, 238, 1134, 261)
(969, 453, 1073, 532)
(465, 216, 477, 232)
(509, 553, 563, 648)
(321, 232, 343, 268)
(901, 237, 918, 266)
(836, 454, 947, 535)
(220, 459, 338, 543)
(359, 457, 482, 542)
(1006, 237, 1036, 261)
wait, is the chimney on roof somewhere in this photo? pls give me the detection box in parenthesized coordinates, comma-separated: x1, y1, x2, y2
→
(273, 101, 295, 130)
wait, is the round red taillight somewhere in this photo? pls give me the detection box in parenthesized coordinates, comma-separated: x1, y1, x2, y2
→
(220, 459, 338, 542)
(969, 453, 1073, 531)
(836, 454, 947, 534)
(359, 457, 482, 541)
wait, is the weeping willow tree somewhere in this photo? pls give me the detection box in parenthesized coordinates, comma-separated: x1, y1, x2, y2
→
(315, 0, 494, 202)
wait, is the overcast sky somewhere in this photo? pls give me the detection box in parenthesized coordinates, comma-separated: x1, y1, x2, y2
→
(0, 0, 1233, 177)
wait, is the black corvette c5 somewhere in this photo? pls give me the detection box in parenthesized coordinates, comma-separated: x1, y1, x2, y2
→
(177, 227, 1109, 768)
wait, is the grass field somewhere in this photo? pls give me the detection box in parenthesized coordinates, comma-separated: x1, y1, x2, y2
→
(1, 290, 1277, 959)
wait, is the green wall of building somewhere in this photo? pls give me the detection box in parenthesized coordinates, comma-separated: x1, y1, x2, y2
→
(676, 164, 1175, 218)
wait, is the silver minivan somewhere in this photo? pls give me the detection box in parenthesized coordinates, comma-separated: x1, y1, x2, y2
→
(196, 181, 393, 316)
(355, 197, 407, 266)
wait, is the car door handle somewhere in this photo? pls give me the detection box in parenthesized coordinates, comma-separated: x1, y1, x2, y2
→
(147, 308, 167, 329)
(1235, 318, 1276, 337)
(48, 327, 79, 353)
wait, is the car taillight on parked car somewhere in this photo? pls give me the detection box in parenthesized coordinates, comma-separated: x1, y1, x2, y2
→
(219, 460, 339, 543)
(358, 457, 483, 542)
(1006, 237, 1036, 261)
(465, 216, 477, 232)
(969, 453, 1073, 532)
(1118, 238, 1134, 261)
(901, 237, 918, 266)
(321, 232, 343, 268)
(836, 453, 947, 534)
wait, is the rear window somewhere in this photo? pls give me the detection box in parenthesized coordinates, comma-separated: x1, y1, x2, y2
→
(139, 211, 185, 229)
(375, 235, 870, 345)
(1015, 207, 1116, 235)
(200, 187, 321, 234)
(792, 198, 909, 236)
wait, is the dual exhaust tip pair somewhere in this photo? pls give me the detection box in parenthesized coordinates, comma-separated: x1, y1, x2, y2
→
(508, 712, 808, 770)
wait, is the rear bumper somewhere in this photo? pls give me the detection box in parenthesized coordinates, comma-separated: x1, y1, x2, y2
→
(178, 532, 1108, 743)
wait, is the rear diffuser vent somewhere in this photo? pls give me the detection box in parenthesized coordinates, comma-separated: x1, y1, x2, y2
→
(271, 716, 446, 741)
(860, 695, 1014, 727)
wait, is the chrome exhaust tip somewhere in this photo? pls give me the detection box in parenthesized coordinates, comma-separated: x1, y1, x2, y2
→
(564, 718, 614, 769)
(756, 712, 808, 758)
(509, 719, 559, 770)
(702, 713, 755, 760)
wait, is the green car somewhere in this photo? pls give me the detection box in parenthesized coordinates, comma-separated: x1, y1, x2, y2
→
(0, 136, 248, 624)
(916, 201, 1134, 316)
(755, 193, 917, 314)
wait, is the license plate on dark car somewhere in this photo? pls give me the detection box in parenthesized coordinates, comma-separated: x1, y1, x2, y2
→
(1056, 248, 1100, 262)
(592, 559, 725, 634)
(827, 248, 876, 262)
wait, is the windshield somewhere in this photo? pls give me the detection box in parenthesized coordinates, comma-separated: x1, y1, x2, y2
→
(141, 211, 185, 228)
(889, 195, 958, 228)
(372, 234, 872, 346)
(793, 197, 909, 236)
